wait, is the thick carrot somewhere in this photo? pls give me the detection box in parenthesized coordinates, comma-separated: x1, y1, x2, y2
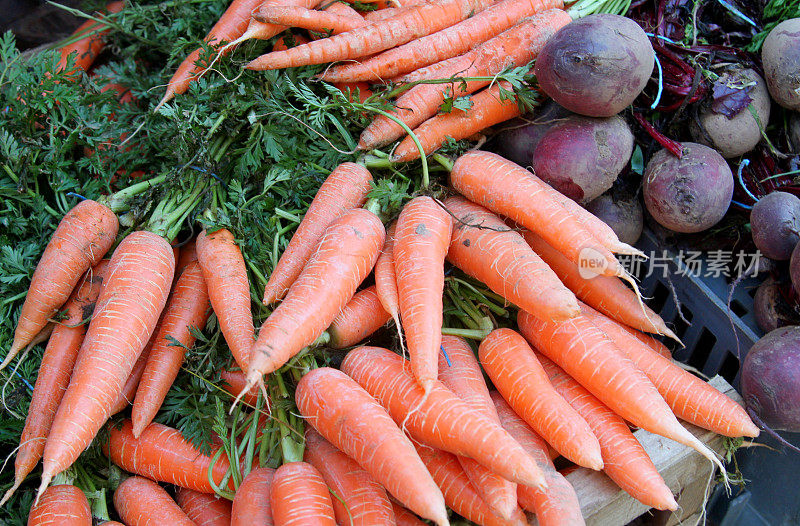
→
(535, 352, 677, 511)
(491, 392, 585, 526)
(394, 196, 452, 391)
(246, 0, 494, 70)
(196, 228, 253, 370)
(114, 476, 194, 526)
(581, 304, 759, 438)
(262, 162, 373, 305)
(27, 484, 91, 525)
(106, 420, 234, 493)
(176, 487, 233, 526)
(437, 336, 519, 520)
(108, 336, 153, 414)
(373, 221, 404, 348)
(479, 328, 603, 470)
(246, 209, 384, 386)
(341, 346, 546, 488)
(322, 0, 561, 82)
(232, 467, 275, 526)
(176, 239, 198, 272)
(39, 231, 174, 495)
(443, 196, 578, 321)
(304, 428, 396, 525)
(295, 367, 448, 525)
(5, 199, 118, 369)
(132, 260, 210, 437)
(221, 368, 259, 406)
(56, 1, 125, 74)
(391, 502, 427, 526)
(516, 309, 726, 471)
(270, 462, 337, 525)
(328, 285, 391, 348)
(254, 5, 367, 34)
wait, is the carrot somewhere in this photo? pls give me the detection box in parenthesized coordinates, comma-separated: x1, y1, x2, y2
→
(132, 260, 210, 437)
(220, 0, 325, 55)
(295, 367, 448, 525)
(322, 1, 366, 19)
(535, 352, 678, 511)
(254, 5, 367, 34)
(516, 309, 727, 472)
(341, 346, 547, 488)
(1, 262, 109, 506)
(523, 231, 678, 340)
(245, 0, 495, 70)
(176, 487, 233, 526)
(27, 484, 91, 525)
(273, 33, 311, 51)
(38, 231, 174, 496)
(106, 420, 234, 493)
(262, 162, 373, 305)
(246, 209, 384, 387)
(321, 0, 561, 82)
(304, 428, 396, 525)
(623, 327, 672, 359)
(108, 335, 154, 415)
(394, 196, 452, 391)
(436, 335, 519, 520)
(443, 195, 579, 321)
(328, 285, 391, 348)
(358, 9, 570, 149)
(221, 368, 259, 406)
(479, 328, 603, 470)
(232, 467, 276, 526)
(580, 304, 759, 438)
(196, 228, 253, 370)
(56, 1, 125, 74)
(373, 221, 404, 349)
(270, 462, 337, 525)
(491, 392, 586, 526)
(391, 502, 427, 526)
(114, 476, 194, 526)
(5, 199, 118, 369)
(99, 522, 126, 525)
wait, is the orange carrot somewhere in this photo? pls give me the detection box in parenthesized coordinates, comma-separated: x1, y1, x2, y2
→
(27, 484, 91, 525)
(341, 346, 547, 488)
(262, 162, 373, 305)
(437, 335, 518, 520)
(623, 327, 672, 359)
(391, 502, 427, 526)
(479, 328, 603, 470)
(322, 1, 365, 19)
(220, 0, 325, 54)
(38, 231, 174, 496)
(232, 467, 276, 526)
(328, 285, 391, 348)
(56, 1, 125, 74)
(245, 0, 495, 70)
(246, 209, 384, 387)
(5, 199, 118, 369)
(114, 476, 194, 525)
(295, 367, 448, 525)
(491, 392, 586, 526)
(273, 33, 312, 51)
(109, 336, 154, 415)
(176, 488, 233, 526)
(270, 462, 337, 525)
(132, 260, 210, 437)
(443, 195, 579, 321)
(373, 221, 403, 348)
(535, 352, 678, 511)
(106, 420, 234, 493)
(196, 228, 253, 370)
(221, 368, 260, 406)
(304, 428, 396, 525)
(394, 196, 452, 391)
(176, 239, 198, 272)
(254, 5, 367, 34)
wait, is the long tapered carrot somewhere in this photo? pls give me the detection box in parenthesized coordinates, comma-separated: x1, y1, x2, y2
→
(176, 488, 233, 526)
(106, 420, 235, 493)
(232, 467, 275, 526)
(443, 196, 579, 321)
(262, 162, 373, 305)
(270, 462, 337, 525)
(27, 484, 91, 525)
(523, 231, 678, 339)
(581, 304, 759, 438)
(304, 428, 396, 525)
(479, 328, 603, 470)
(341, 346, 546, 488)
(56, 1, 125, 74)
(254, 5, 367, 34)
(437, 335, 519, 520)
(373, 221, 405, 350)
(38, 231, 174, 496)
(295, 368, 448, 525)
(359, 9, 570, 150)
(5, 199, 118, 369)
(391, 502, 427, 526)
(246, 209, 384, 388)
(328, 285, 391, 348)
(114, 477, 194, 526)
(535, 352, 678, 511)
(516, 309, 726, 472)
(109, 335, 154, 415)
(394, 196, 452, 392)
(132, 260, 210, 437)
(246, 0, 494, 70)
(196, 228, 253, 370)
(322, 1, 365, 20)
(491, 393, 586, 526)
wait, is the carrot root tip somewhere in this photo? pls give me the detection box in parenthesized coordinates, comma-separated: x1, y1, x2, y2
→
(0, 480, 20, 507)
(35, 473, 53, 506)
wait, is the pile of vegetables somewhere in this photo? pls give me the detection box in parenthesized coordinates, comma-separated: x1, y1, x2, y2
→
(1, 0, 799, 523)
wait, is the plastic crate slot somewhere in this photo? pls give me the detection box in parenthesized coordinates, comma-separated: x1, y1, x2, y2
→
(649, 281, 671, 315)
(729, 299, 748, 318)
(718, 352, 740, 384)
(671, 306, 693, 339)
(687, 328, 716, 371)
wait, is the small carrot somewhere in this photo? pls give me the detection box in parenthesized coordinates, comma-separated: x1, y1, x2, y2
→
(270, 462, 337, 525)
(27, 484, 91, 525)
(56, 1, 125, 74)
(114, 476, 194, 526)
(295, 367, 448, 525)
(221, 368, 260, 406)
(328, 285, 391, 348)
(176, 487, 233, 526)
(108, 336, 154, 415)
(254, 5, 367, 34)
(219, 0, 325, 55)
(373, 221, 404, 349)
(231, 467, 276, 526)
(273, 33, 312, 51)
(391, 502, 427, 526)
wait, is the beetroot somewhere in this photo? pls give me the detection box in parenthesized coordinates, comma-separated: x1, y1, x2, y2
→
(792, 242, 800, 292)
(750, 191, 800, 260)
(762, 18, 800, 111)
(753, 277, 798, 333)
(491, 101, 572, 167)
(584, 193, 643, 245)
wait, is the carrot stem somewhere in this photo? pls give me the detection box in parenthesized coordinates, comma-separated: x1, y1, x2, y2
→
(100, 174, 169, 212)
(440, 325, 492, 340)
